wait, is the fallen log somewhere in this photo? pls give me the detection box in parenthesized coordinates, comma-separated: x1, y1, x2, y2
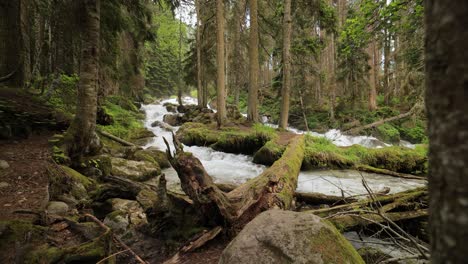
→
(97, 129, 136, 147)
(355, 165, 427, 180)
(164, 133, 305, 231)
(308, 187, 427, 217)
(344, 103, 423, 135)
(327, 209, 428, 231)
(216, 183, 357, 205)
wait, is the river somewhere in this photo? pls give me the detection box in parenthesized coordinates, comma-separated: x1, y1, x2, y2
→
(141, 97, 426, 197)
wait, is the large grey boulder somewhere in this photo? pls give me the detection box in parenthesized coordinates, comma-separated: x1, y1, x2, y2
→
(110, 157, 161, 182)
(219, 210, 364, 264)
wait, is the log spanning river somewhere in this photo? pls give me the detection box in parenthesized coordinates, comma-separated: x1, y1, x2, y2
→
(141, 97, 426, 198)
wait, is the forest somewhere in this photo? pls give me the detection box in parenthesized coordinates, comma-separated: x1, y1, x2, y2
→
(0, 0, 466, 263)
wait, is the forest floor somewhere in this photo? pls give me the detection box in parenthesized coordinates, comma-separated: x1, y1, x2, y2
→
(0, 133, 52, 222)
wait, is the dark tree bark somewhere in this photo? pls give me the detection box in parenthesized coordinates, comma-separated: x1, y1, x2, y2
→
(65, 0, 101, 161)
(195, 0, 203, 107)
(247, 0, 259, 123)
(279, 0, 292, 129)
(216, 0, 227, 125)
(0, 1, 23, 86)
(426, 1, 468, 263)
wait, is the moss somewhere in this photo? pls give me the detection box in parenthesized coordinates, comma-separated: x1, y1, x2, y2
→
(253, 140, 286, 165)
(0, 221, 46, 245)
(375, 123, 401, 143)
(398, 119, 428, 144)
(311, 220, 365, 264)
(98, 99, 144, 141)
(60, 166, 94, 189)
(177, 122, 276, 155)
(357, 247, 392, 263)
(303, 135, 355, 170)
(303, 135, 427, 175)
(106, 210, 127, 221)
(25, 244, 64, 264)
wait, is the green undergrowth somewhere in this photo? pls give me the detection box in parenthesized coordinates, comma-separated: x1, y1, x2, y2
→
(303, 135, 428, 175)
(98, 96, 146, 140)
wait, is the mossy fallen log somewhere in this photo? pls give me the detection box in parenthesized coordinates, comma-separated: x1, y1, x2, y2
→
(355, 165, 426, 180)
(176, 122, 276, 155)
(165, 133, 305, 231)
(308, 187, 427, 217)
(215, 183, 357, 205)
(328, 209, 428, 231)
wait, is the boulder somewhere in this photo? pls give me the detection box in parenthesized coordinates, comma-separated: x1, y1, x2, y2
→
(163, 114, 183, 126)
(151, 120, 175, 131)
(219, 210, 364, 264)
(103, 211, 129, 233)
(139, 147, 171, 168)
(0, 160, 9, 170)
(47, 201, 69, 215)
(107, 198, 147, 226)
(110, 157, 161, 182)
(166, 104, 177, 113)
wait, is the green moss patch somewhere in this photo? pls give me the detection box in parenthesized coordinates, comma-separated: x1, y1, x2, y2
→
(303, 135, 427, 175)
(177, 123, 277, 155)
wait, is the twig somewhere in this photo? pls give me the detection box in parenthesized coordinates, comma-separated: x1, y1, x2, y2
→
(96, 249, 130, 264)
(84, 213, 148, 264)
(378, 255, 425, 264)
(359, 177, 429, 259)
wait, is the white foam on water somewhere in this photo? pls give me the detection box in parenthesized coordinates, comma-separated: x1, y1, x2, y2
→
(141, 98, 425, 197)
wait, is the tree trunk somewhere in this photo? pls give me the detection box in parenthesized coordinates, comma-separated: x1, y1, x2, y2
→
(247, 0, 259, 122)
(0, 1, 22, 86)
(65, 0, 101, 161)
(368, 38, 377, 110)
(196, 0, 203, 107)
(383, 30, 391, 105)
(216, 0, 227, 125)
(20, 0, 31, 87)
(279, 0, 292, 129)
(426, 1, 468, 262)
(165, 134, 305, 232)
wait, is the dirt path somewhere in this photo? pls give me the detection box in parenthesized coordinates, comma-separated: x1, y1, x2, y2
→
(0, 133, 51, 221)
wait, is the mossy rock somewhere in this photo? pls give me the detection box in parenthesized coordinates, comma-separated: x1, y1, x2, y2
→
(48, 166, 96, 201)
(110, 157, 161, 182)
(357, 247, 394, 264)
(219, 210, 364, 264)
(145, 148, 171, 168)
(136, 189, 159, 211)
(131, 148, 170, 169)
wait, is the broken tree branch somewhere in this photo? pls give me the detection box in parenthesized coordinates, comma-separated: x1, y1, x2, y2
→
(97, 129, 136, 147)
(344, 102, 423, 135)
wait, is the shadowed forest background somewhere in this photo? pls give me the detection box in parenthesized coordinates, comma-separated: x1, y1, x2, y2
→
(0, 0, 466, 263)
